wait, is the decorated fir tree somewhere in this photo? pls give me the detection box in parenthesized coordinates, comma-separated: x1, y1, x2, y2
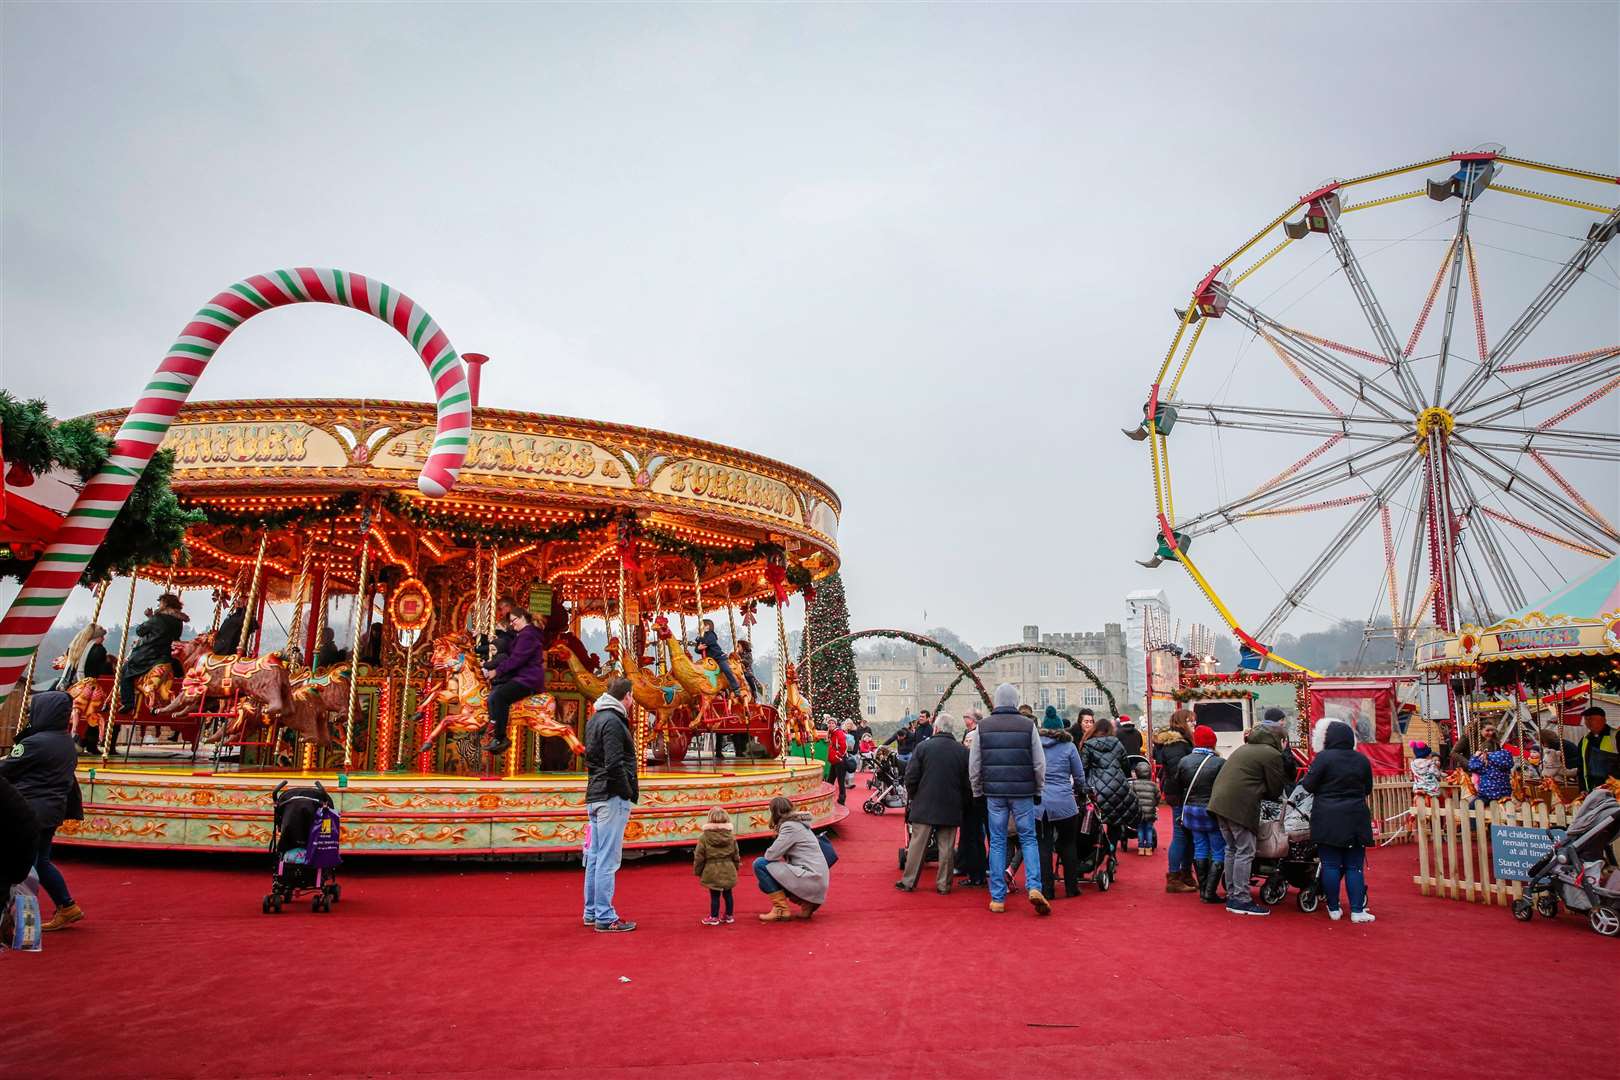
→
(799, 570, 859, 723)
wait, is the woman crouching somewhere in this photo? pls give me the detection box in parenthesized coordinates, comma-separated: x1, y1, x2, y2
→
(754, 795, 830, 922)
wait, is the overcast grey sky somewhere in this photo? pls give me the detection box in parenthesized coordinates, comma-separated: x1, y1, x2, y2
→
(3, 2, 1617, 650)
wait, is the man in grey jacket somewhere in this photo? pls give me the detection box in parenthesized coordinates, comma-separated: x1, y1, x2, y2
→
(583, 678, 639, 933)
(969, 683, 1051, 915)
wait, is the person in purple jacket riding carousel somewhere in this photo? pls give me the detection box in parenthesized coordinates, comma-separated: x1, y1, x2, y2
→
(481, 607, 546, 755)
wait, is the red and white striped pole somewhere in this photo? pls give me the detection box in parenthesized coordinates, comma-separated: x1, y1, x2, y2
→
(0, 268, 473, 702)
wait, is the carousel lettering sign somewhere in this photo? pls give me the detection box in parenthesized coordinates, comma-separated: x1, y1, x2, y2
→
(1494, 627, 1581, 653)
(657, 460, 800, 522)
(374, 428, 624, 485)
(162, 423, 346, 469)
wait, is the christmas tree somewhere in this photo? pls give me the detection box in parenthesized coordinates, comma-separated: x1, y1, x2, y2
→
(799, 570, 859, 723)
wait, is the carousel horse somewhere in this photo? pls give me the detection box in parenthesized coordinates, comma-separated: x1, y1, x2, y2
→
(558, 641, 611, 700)
(239, 664, 349, 760)
(410, 631, 585, 765)
(779, 661, 816, 746)
(155, 635, 293, 742)
(98, 635, 215, 723)
(65, 675, 114, 740)
(653, 616, 751, 727)
(607, 634, 692, 737)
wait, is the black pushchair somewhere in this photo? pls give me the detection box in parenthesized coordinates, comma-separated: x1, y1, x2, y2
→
(1256, 790, 1323, 912)
(1070, 801, 1119, 891)
(1513, 788, 1620, 937)
(263, 781, 342, 914)
(864, 748, 908, 815)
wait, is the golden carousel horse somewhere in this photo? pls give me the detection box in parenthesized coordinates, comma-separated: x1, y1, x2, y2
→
(71, 635, 213, 731)
(410, 632, 585, 767)
(779, 661, 815, 746)
(558, 641, 611, 700)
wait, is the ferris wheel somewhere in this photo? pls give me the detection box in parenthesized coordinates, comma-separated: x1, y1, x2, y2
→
(1130, 148, 1620, 674)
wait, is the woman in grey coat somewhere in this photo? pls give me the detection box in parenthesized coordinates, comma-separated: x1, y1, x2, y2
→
(755, 796, 830, 922)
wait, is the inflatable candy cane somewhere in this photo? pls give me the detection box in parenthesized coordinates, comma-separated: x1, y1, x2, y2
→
(0, 268, 472, 701)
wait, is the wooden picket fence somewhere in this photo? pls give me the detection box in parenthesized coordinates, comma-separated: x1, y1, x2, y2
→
(1411, 795, 1574, 906)
(1370, 776, 1415, 845)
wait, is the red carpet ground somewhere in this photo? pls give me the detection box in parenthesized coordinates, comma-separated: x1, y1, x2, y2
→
(4, 776, 1612, 1079)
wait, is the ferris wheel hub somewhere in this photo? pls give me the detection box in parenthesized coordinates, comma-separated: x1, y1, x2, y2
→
(1415, 406, 1456, 441)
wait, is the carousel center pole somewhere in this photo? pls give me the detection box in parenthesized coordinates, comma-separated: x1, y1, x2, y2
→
(341, 505, 374, 775)
(101, 573, 140, 765)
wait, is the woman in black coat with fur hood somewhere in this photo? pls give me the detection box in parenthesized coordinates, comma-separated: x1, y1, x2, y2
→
(1299, 720, 1374, 924)
(1080, 717, 1139, 841)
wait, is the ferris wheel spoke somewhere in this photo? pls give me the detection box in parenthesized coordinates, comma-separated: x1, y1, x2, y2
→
(1460, 352, 1620, 426)
(1218, 293, 1411, 420)
(1451, 465, 1525, 615)
(1171, 402, 1402, 442)
(1431, 203, 1474, 403)
(1449, 206, 1620, 411)
(1452, 441, 1620, 551)
(1466, 440, 1620, 463)
(1326, 216, 1427, 407)
(1253, 454, 1423, 642)
(1175, 437, 1414, 536)
(1398, 477, 1431, 650)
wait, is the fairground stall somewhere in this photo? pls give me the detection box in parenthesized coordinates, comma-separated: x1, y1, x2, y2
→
(54, 397, 844, 854)
(1409, 557, 1619, 911)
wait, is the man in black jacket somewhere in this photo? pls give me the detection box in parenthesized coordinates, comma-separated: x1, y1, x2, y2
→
(212, 605, 258, 656)
(897, 714, 973, 894)
(0, 691, 84, 929)
(583, 678, 638, 933)
(968, 684, 1051, 916)
(118, 593, 186, 712)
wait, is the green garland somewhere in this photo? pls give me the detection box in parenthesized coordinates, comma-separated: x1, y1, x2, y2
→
(0, 394, 200, 585)
(382, 493, 619, 545)
(1172, 686, 1258, 703)
(190, 491, 361, 530)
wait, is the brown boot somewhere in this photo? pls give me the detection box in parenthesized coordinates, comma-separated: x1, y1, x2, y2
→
(790, 898, 820, 920)
(43, 903, 85, 931)
(758, 891, 793, 922)
(1165, 871, 1197, 894)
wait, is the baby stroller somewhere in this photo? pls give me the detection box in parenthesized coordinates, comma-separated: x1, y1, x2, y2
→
(1257, 789, 1323, 912)
(1070, 800, 1120, 891)
(1513, 788, 1620, 937)
(864, 748, 908, 815)
(264, 781, 342, 914)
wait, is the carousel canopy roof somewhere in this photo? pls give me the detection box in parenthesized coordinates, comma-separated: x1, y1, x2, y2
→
(1506, 555, 1620, 622)
(83, 399, 840, 615)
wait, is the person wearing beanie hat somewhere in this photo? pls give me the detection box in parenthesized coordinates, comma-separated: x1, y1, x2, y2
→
(1041, 707, 1064, 732)
(1176, 726, 1227, 903)
(1408, 739, 1441, 799)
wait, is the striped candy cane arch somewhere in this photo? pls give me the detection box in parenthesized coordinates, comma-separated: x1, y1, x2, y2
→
(0, 267, 473, 701)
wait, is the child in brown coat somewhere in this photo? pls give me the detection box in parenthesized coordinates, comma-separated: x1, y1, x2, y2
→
(694, 806, 741, 925)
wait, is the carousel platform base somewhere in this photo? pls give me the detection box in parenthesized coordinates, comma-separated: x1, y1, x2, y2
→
(59, 755, 841, 855)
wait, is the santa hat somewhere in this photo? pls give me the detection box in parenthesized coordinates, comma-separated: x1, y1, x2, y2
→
(1193, 724, 1218, 749)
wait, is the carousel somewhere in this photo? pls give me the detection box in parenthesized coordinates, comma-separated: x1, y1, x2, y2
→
(1, 267, 846, 856)
(54, 397, 843, 854)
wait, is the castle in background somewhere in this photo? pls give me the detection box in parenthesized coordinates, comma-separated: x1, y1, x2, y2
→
(853, 623, 1129, 732)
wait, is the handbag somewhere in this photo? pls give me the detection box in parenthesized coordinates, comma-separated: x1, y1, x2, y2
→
(817, 833, 839, 868)
(1179, 755, 1216, 831)
(1255, 798, 1289, 859)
